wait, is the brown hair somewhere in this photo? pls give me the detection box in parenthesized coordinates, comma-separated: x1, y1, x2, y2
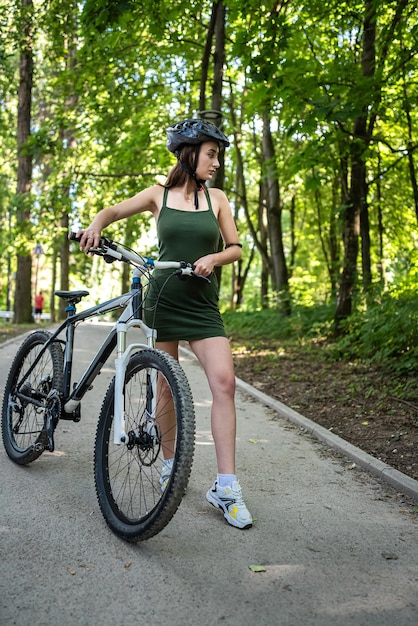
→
(164, 144, 206, 190)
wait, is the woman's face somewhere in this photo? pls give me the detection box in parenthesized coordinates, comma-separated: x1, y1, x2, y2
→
(195, 141, 221, 181)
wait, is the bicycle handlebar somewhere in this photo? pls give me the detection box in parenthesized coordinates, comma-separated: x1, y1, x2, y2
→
(68, 232, 211, 283)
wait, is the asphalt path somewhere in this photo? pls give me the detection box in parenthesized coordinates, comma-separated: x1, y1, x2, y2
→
(1, 322, 417, 626)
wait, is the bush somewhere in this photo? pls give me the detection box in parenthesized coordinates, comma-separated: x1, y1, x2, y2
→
(223, 292, 418, 376)
(331, 290, 418, 375)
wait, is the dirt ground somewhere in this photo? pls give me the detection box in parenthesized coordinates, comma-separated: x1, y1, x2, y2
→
(231, 342, 418, 483)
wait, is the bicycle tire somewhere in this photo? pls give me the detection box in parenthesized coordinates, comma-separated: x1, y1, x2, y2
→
(1, 331, 64, 465)
(94, 348, 195, 542)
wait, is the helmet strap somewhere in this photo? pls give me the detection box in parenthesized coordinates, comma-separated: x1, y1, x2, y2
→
(178, 144, 204, 209)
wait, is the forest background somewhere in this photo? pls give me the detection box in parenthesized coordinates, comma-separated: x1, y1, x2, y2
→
(0, 0, 417, 482)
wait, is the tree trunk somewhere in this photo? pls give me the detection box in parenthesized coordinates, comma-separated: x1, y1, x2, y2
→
(359, 0, 375, 292)
(14, 0, 34, 324)
(335, 0, 376, 327)
(376, 150, 386, 288)
(259, 181, 269, 308)
(288, 194, 297, 278)
(198, 1, 226, 284)
(50, 248, 58, 323)
(210, 0, 226, 191)
(329, 174, 340, 296)
(335, 160, 361, 323)
(403, 74, 418, 223)
(58, 212, 70, 319)
(262, 109, 290, 314)
(199, 1, 218, 114)
(58, 25, 78, 319)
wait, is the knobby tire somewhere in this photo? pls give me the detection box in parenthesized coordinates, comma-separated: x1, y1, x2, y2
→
(94, 348, 195, 542)
(1, 331, 64, 465)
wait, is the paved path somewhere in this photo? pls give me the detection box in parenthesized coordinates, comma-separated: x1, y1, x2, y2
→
(1, 322, 417, 626)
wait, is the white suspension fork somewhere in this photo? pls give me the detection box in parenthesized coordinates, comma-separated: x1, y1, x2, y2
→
(112, 315, 157, 445)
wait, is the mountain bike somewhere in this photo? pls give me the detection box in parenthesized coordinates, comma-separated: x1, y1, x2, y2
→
(1, 234, 204, 542)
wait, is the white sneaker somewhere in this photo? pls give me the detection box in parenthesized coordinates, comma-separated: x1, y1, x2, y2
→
(206, 480, 252, 529)
(159, 458, 174, 491)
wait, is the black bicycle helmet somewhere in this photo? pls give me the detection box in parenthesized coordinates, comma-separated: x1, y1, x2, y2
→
(166, 118, 230, 155)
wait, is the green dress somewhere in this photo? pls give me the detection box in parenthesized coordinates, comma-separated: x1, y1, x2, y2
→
(143, 187, 227, 342)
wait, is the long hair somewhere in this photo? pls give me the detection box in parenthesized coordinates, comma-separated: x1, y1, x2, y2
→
(164, 144, 206, 190)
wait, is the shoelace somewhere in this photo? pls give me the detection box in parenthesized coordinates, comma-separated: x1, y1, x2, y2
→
(229, 484, 245, 507)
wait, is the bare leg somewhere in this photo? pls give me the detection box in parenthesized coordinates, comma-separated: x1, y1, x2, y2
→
(155, 341, 179, 459)
(189, 337, 236, 475)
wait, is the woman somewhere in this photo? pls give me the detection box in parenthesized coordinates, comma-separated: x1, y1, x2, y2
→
(78, 119, 252, 530)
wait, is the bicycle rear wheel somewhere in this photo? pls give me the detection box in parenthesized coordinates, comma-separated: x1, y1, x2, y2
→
(1, 331, 64, 464)
(94, 348, 195, 542)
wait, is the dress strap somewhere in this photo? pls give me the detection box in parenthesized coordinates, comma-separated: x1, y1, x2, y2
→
(203, 187, 214, 213)
(162, 186, 169, 209)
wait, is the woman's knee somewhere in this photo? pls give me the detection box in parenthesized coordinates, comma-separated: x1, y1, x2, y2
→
(210, 368, 236, 397)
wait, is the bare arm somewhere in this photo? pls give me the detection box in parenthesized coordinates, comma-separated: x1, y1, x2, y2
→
(192, 188, 242, 277)
(78, 185, 163, 252)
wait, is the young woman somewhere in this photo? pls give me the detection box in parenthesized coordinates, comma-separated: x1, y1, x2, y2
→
(78, 119, 252, 530)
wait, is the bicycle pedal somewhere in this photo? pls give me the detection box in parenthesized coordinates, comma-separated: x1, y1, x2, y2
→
(61, 406, 81, 422)
(45, 416, 56, 452)
(32, 439, 45, 453)
(45, 429, 55, 452)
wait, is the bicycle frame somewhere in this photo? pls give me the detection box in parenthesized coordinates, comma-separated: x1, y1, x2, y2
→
(15, 267, 158, 447)
(1, 234, 205, 540)
(13, 234, 205, 452)
(62, 280, 158, 446)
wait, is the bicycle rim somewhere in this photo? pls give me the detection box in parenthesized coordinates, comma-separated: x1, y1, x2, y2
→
(1, 331, 63, 464)
(94, 348, 195, 542)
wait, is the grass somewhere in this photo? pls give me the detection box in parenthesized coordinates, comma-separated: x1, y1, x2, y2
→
(0, 322, 43, 345)
(223, 296, 418, 377)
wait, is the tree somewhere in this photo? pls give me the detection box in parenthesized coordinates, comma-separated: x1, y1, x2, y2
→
(262, 108, 290, 313)
(335, 0, 412, 326)
(1, 0, 417, 324)
(14, 0, 34, 323)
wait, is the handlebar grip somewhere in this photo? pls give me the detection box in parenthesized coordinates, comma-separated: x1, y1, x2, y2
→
(68, 232, 82, 241)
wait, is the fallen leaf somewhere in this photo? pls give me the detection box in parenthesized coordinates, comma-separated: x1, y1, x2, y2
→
(66, 567, 76, 575)
(382, 552, 398, 560)
(79, 563, 91, 571)
(248, 439, 257, 444)
(124, 562, 132, 569)
(249, 565, 266, 573)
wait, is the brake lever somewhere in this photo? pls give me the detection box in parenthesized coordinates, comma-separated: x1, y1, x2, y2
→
(175, 269, 210, 283)
(191, 271, 211, 284)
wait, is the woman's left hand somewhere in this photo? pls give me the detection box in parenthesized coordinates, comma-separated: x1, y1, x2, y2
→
(193, 255, 215, 277)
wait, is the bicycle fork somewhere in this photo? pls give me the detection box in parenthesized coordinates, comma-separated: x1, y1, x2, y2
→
(112, 317, 157, 445)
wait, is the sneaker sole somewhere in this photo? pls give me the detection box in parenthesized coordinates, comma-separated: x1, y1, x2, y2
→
(206, 491, 252, 530)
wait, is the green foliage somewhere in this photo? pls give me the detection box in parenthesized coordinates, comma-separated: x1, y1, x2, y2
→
(223, 303, 334, 346)
(0, 0, 417, 329)
(223, 289, 418, 377)
(331, 289, 418, 375)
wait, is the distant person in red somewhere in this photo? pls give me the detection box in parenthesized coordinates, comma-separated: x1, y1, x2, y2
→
(34, 291, 44, 322)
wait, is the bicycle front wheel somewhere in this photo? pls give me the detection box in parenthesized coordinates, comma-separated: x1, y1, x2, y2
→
(1, 331, 64, 465)
(94, 348, 195, 542)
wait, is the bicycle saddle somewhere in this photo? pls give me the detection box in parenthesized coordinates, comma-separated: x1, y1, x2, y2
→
(55, 290, 90, 304)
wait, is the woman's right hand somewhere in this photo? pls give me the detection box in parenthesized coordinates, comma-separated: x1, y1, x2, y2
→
(77, 227, 102, 254)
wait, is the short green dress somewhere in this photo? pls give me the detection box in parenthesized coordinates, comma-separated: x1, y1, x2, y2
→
(143, 187, 227, 342)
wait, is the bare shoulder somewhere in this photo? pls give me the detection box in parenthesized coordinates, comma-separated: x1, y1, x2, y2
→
(115, 184, 165, 218)
(207, 187, 231, 215)
(139, 184, 165, 215)
(207, 187, 228, 202)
